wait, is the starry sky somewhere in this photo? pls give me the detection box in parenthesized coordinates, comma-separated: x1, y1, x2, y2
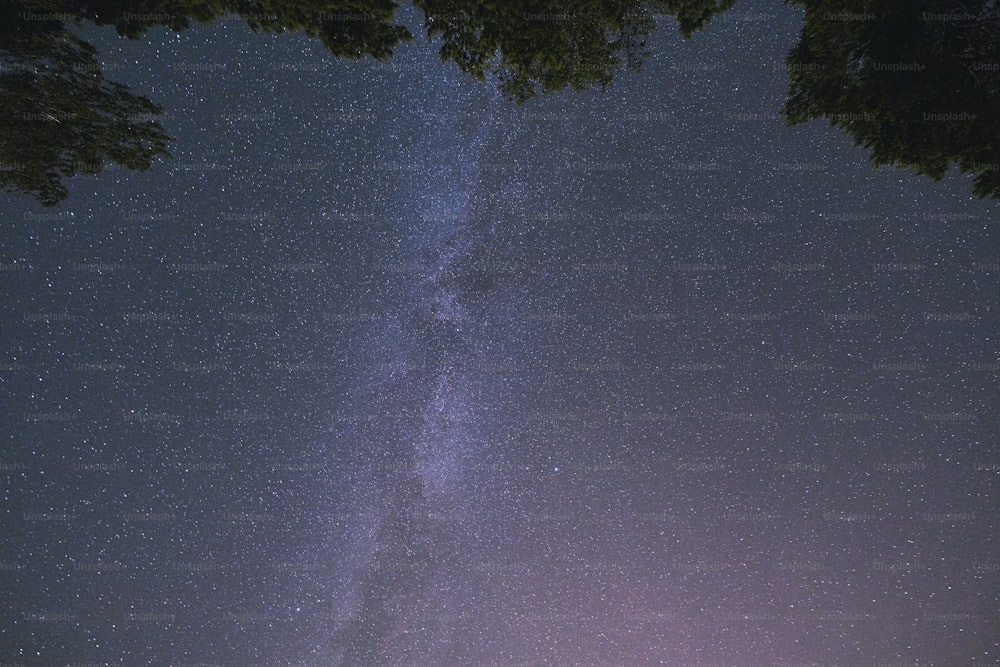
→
(2, 2, 999, 665)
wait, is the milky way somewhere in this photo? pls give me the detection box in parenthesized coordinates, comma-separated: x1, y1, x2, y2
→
(315, 82, 510, 664)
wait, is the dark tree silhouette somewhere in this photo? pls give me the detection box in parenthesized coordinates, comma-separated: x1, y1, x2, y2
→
(0, 0, 414, 206)
(0, 9, 171, 206)
(652, 0, 736, 38)
(413, 0, 734, 102)
(784, 0, 1000, 198)
(413, 0, 655, 102)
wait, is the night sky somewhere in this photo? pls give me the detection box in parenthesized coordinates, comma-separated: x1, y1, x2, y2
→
(2, 2, 1000, 665)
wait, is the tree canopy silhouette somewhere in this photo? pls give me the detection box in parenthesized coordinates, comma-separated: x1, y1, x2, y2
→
(1, 0, 418, 206)
(785, 0, 1000, 198)
(412, 0, 736, 101)
(0, 7, 171, 206)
